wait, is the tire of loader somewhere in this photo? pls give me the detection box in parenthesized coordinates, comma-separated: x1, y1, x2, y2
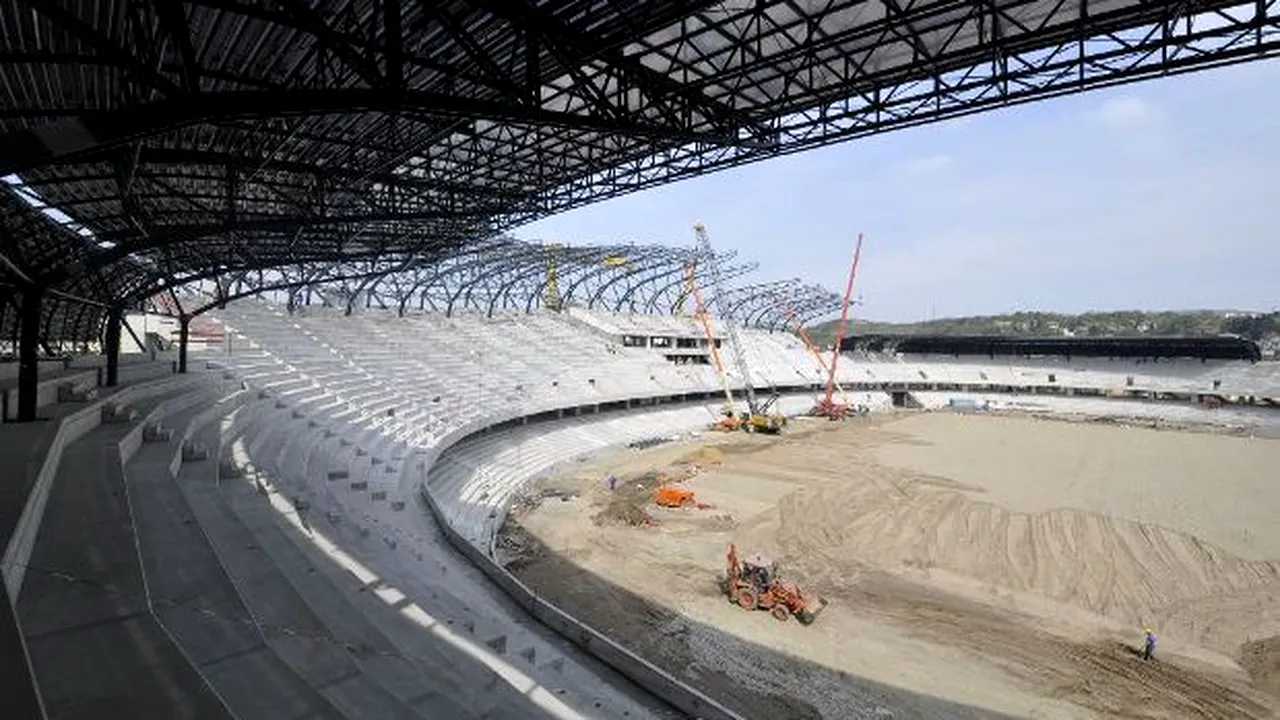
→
(737, 590, 758, 610)
(771, 606, 789, 621)
(727, 581, 746, 604)
(797, 610, 815, 626)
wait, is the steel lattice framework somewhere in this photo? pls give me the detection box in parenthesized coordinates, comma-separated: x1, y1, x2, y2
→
(1, 0, 1278, 347)
(178, 237, 763, 321)
(712, 279, 843, 331)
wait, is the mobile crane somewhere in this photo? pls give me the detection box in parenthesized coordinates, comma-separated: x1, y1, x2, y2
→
(772, 293, 856, 413)
(812, 233, 864, 420)
(684, 262, 740, 430)
(694, 222, 786, 434)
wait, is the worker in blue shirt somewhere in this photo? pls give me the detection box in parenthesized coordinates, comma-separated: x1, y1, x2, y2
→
(1142, 628, 1157, 661)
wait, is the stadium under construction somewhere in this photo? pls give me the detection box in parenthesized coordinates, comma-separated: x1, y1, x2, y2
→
(3, 1, 1280, 718)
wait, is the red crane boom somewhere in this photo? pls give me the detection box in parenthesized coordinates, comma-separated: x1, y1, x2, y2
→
(813, 233, 863, 419)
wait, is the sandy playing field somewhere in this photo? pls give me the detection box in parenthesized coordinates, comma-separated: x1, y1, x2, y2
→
(498, 410, 1280, 719)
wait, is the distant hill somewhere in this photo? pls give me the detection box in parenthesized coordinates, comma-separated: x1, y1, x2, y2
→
(804, 310, 1280, 352)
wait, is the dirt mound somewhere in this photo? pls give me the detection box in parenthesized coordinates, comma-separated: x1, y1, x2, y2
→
(846, 571, 1274, 720)
(594, 502, 654, 527)
(769, 469, 1280, 656)
(503, 413, 1280, 718)
(592, 471, 664, 527)
(677, 446, 726, 467)
(1241, 636, 1280, 698)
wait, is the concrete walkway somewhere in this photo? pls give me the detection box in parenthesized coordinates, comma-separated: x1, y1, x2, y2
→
(16, 390, 232, 720)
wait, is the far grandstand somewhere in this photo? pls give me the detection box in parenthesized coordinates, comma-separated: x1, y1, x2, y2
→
(2, 231, 1278, 719)
(4, 268, 1280, 719)
(843, 333, 1263, 361)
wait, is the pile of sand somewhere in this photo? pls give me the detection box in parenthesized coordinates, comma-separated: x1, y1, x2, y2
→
(766, 468, 1280, 656)
(678, 446, 726, 467)
(506, 415, 1280, 718)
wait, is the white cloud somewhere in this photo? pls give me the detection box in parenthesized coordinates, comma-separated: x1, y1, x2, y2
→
(1090, 96, 1152, 130)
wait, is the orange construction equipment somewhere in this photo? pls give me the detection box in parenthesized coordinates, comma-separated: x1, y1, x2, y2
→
(812, 233, 864, 420)
(684, 262, 740, 426)
(720, 543, 827, 624)
(653, 484, 695, 508)
(773, 293, 855, 412)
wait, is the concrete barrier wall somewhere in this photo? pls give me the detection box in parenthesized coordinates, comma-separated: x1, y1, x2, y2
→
(407, 391, 809, 720)
(419, 382, 820, 487)
(117, 362, 175, 385)
(2, 375, 193, 597)
(0, 360, 67, 380)
(66, 353, 177, 370)
(416, 478, 745, 720)
(119, 384, 210, 470)
(170, 388, 250, 478)
(2, 370, 100, 421)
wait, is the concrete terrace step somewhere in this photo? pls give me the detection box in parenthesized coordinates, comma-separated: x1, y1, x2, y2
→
(125, 385, 342, 720)
(267, 428, 662, 720)
(219, 479, 476, 719)
(180, 405, 419, 720)
(15, 389, 232, 720)
(226, 403, 517, 717)
(228, 406, 599, 719)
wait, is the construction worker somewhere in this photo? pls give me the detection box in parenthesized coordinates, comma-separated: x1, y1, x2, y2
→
(1142, 628, 1157, 661)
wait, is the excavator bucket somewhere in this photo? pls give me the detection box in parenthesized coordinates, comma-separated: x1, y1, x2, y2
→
(797, 597, 829, 625)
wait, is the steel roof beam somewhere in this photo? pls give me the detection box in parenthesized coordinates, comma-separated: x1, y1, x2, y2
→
(427, 6, 528, 99)
(34, 146, 528, 199)
(275, 0, 387, 89)
(191, 0, 524, 95)
(17, 0, 186, 98)
(153, 0, 201, 93)
(476, 0, 774, 143)
(73, 209, 492, 274)
(0, 89, 758, 176)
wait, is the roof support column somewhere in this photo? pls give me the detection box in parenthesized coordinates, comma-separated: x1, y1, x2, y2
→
(104, 306, 122, 387)
(177, 315, 190, 374)
(17, 288, 42, 422)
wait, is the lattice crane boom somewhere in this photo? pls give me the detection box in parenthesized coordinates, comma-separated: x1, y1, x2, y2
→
(824, 233, 864, 408)
(773, 292, 852, 408)
(694, 222, 759, 413)
(684, 263, 737, 416)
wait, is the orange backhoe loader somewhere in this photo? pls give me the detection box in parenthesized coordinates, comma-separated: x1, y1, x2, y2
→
(720, 543, 827, 624)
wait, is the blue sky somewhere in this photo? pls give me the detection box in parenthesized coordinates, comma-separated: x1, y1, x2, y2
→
(516, 59, 1280, 323)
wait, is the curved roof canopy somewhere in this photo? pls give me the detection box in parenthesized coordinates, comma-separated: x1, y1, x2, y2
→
(1, 0, 1277, 340)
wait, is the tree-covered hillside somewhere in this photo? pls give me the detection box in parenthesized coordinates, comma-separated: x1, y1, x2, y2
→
(805, 310, 1280, 351)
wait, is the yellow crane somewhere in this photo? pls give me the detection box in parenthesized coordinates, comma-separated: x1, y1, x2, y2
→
(693, 222, 785, 434)
(545, 243, 563, 311)
(684, 263, 740, 429)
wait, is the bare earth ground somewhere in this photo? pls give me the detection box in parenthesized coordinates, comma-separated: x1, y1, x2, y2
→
(498, 411, 1280, 719)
